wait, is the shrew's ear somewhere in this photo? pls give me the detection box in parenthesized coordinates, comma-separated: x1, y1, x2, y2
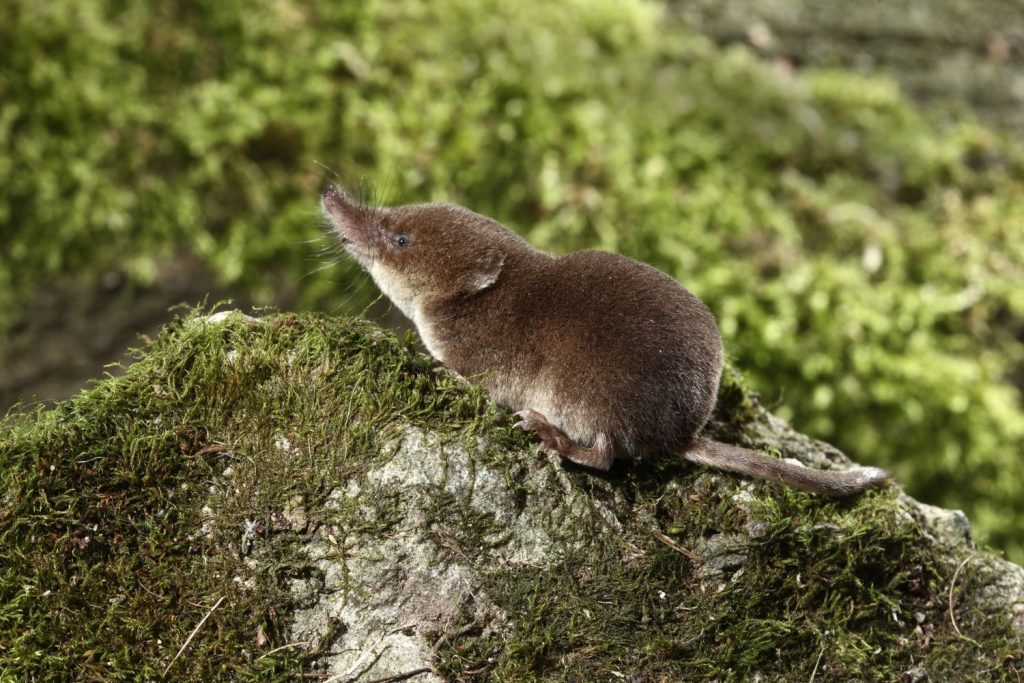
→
(464, 248, 505, 293)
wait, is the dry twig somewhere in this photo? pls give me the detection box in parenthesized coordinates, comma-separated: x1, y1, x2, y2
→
(948, 557, 971, 638)
(653, 529, 700, 562)
(162, 595, 226, 677)
(265, 641, 311, 656)
(809, 645, 825, 682)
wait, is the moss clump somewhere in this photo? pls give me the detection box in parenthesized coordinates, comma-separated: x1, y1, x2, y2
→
(4, 0, 1024, 561)
(439, 475, 1020, 681)
(0, 309, 510, 680)
(2, 310, 1021, 680)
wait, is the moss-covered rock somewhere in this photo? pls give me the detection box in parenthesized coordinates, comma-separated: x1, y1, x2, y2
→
(2, 310, 1021, 680)
(5, 0, 1024, 562)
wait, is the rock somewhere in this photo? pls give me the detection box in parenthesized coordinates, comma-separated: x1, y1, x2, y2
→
(1, 311, 1021, 680)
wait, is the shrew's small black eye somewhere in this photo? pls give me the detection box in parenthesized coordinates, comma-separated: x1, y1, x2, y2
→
(395, 235, 409, 248)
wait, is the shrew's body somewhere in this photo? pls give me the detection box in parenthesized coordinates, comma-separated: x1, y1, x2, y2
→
(321, 187, 887, 496)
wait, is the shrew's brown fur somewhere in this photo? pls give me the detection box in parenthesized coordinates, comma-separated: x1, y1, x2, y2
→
(321, 186, 888, 496)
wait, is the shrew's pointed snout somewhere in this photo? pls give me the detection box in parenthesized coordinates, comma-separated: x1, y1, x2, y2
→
(320, 185, 366, 234)
(321, 185, 380, 260)
(320, 185, 356, 217)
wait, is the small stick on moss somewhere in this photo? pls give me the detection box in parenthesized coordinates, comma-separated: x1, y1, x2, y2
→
(162, 595, 226, 677)
(946, 557, 970, 643)
(364, 668, 433, 683)
(653, 530, 700, 563)
(809, 645, 825, 682)
(138, 579, 168, 603)
(264, 641, 311, 656)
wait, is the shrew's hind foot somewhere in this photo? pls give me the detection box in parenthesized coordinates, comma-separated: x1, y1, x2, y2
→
(513, 409, 615, 471)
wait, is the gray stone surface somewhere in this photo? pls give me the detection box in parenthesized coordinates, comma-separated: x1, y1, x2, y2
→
(229, 417, 1024, 678)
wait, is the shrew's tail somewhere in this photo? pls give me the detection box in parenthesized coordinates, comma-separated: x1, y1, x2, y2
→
(684, 438, 889, 498)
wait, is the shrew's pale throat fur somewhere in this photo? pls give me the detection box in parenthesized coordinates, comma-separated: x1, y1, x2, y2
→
(320, 185, 889, 497)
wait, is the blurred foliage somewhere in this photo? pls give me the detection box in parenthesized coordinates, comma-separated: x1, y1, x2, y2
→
(1, 0, 1023, 558)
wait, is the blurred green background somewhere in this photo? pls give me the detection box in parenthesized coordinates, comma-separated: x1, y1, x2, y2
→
(2, 0, 1023, 559)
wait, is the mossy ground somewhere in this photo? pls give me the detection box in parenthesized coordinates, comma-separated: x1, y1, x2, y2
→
(1, 310, 1021, 681)
(438, 410, 1023, 680)
(0, 308, 508, 680)
(5, 0, 1024, 561)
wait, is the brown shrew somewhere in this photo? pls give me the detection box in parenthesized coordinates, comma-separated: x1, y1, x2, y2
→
(321, 186, 888, 497)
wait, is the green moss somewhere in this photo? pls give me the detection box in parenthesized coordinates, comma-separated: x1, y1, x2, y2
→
(2, 310, 1021, 680)
(439, 480, 1019, 681)
(5, 0, 1024, 560)
(0, 309, 512, 680)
